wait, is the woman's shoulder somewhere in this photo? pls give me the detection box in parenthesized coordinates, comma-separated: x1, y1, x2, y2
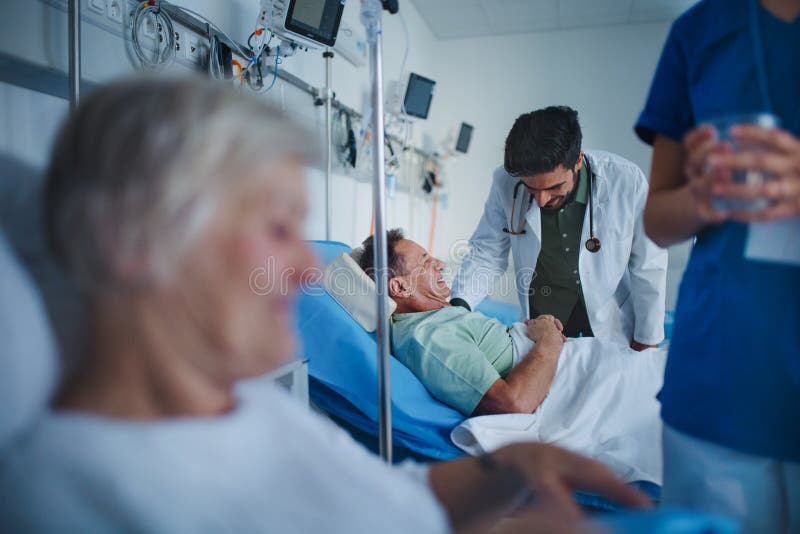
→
(0, 415, 122, 529)
(671, 0, 748, 47)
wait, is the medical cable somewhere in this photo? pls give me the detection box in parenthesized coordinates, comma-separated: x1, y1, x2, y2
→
(163, 4, 252, 60)
(333, 109, 357, 168)
(208, 35, 229, 80)
(131, 1, 176, 72)
(259, 47, 281, 93)
(428, 184, 438, 253)
(164, 3, 272, 90)
(384, 9, 411, 170)
(396, 10, 411, 155)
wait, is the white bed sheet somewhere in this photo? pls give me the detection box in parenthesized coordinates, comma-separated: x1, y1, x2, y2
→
(451, 337, 666, 484)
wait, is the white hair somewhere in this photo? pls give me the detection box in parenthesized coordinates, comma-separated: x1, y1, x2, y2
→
(45, 76, 314, 293)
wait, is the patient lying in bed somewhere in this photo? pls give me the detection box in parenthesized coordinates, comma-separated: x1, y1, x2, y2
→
(358, 229, 665, 416)
(358, 230, 665, 483)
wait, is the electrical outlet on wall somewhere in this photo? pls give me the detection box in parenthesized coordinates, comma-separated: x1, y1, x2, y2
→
(88, 0, 105, 15)
(106, 0, 123, 24)
(185, 34, 203, 64)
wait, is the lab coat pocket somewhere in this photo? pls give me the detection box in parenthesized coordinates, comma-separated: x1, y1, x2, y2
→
(600, 229, 633, 285)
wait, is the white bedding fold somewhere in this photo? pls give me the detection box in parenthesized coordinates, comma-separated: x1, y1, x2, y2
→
(451, 337, 666, 484)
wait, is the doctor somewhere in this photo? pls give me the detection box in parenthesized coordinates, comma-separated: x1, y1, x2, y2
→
(452, 106, 668, 349)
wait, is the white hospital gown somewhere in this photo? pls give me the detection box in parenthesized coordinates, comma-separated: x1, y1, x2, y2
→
(0, 380, 449, 533)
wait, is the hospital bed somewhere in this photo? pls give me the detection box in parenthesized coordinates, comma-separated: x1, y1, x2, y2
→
(297, 240, 671, 510)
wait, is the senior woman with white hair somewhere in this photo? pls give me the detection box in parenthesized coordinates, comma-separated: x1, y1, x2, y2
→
(0, 78, 648, 533)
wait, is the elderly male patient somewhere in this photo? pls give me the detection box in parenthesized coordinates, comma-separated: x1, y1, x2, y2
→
(357, 229, 666, 420)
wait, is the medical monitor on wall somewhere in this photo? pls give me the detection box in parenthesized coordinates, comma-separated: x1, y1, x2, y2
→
(455, 122, 473, 154)
(268, 0, 345, 49)
(403, 73, 436, 119)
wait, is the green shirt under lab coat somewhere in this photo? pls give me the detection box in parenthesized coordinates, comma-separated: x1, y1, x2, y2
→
(391, 306, 514, 416)
(530, 164, 589, 328)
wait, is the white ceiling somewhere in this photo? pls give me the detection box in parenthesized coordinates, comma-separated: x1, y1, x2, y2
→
(408, 0, 698, 39)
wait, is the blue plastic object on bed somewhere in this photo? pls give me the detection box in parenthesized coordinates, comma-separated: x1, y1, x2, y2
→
(595, 507, 739, 533)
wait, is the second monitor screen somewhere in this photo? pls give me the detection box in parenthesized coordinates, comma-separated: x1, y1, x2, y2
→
(404, 73, 436, 119)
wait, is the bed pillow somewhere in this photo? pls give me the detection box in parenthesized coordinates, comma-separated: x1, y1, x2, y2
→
(323, 252, 396, 333)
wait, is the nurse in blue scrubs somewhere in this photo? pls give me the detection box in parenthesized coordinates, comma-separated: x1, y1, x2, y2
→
(635, 0, 800, 531)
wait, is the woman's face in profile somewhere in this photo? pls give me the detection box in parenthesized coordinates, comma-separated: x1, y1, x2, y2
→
(179, 158, 315, 382)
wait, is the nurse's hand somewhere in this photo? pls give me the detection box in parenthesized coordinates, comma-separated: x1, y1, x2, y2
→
(682, 125, 733, 224)
(708, 125, 800, 222)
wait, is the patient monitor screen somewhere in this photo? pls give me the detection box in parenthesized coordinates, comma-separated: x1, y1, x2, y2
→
(404, 73, 436, 120)
(286, 0, 345, 47)
(455, 122, 474, 153)
(292, 0, 325, 28)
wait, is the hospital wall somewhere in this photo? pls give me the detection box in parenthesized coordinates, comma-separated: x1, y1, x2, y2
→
(0, 0, 441, 250)
(425, 23, 693, 310)
(0, 0, 691, 310)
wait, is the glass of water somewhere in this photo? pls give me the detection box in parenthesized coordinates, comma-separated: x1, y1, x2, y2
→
(705, 112, 780, 212)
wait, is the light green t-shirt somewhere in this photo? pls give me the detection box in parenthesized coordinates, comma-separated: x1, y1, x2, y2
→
(390, 306, 514, 416)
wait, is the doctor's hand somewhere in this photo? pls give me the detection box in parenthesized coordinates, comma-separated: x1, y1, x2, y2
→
(630, 341, 657, 352)
(525, 316, 566, 345)
(707, 125, 800, 222)
(492, 442, 652, 521)
(682, 125, 733, 225)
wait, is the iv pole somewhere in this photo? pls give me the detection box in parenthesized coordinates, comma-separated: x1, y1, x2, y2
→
(361, 0, 398, 463)
(68, 0, 81, 110)
(323, 48, 334, 240)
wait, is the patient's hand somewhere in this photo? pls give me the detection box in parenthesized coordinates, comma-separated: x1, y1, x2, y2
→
(525, 316, 565, 346)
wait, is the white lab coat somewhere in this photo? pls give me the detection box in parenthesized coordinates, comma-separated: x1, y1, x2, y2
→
(452, 150, 668, 346)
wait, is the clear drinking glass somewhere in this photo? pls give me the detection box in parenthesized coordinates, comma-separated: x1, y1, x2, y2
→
(706, 112, 780, 212)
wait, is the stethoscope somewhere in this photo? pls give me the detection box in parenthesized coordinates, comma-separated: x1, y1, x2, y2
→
(502, 156, 601, 253)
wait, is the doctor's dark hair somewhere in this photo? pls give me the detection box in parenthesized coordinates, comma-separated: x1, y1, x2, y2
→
(504, 106, 582, 177)
(358, 228, 406, 280)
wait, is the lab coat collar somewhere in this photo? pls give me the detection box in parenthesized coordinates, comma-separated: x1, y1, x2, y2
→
(523, 198, 542, 244)
(584, 151, 609, 209)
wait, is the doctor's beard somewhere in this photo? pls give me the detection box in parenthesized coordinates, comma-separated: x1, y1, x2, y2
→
(541, 196, 568, 210)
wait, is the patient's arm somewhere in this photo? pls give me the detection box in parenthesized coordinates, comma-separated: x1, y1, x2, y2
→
(473, 318, 564, 415)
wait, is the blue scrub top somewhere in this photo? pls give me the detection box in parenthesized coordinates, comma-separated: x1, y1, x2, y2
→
(636, 0, 800, 460)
